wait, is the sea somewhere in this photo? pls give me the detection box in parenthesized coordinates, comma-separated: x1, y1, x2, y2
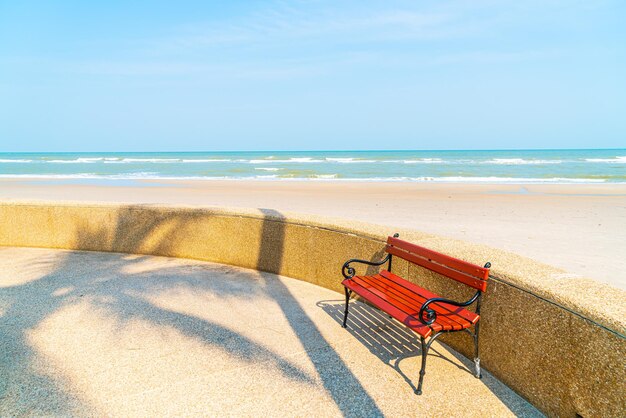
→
(0, 149, 624, 183)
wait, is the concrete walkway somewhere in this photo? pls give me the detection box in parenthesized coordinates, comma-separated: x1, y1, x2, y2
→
(0, 247, 540, 417)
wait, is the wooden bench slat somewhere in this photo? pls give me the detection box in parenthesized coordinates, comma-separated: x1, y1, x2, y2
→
(350, 276, 441, 330)
(378, 270, 479, 325)
(359, 276, 473, 331)
(346, 276, 469, 333)
(386, 245, 488, 291)
(355, 275, 471, 331)
(354, 275, 462, 332)
(387, 236, 489, 280)
(343, 278, 434, 338)
(343, 272, 479, 337)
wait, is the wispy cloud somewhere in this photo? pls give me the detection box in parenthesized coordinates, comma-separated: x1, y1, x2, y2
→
(1, 0, 600, 79)
(147, 6, 459, 52)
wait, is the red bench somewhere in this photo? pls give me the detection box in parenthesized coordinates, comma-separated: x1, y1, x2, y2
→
(341, 234, 491, 395)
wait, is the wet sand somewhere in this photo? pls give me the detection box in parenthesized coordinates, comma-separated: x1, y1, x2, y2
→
(1, 179, 624, 289)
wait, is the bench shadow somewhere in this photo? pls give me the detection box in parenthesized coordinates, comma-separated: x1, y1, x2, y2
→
(316, 298, 470, 393)
(317, 299, 537, 417)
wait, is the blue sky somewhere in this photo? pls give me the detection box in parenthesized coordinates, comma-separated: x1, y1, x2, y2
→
(1, 0, 624, 151)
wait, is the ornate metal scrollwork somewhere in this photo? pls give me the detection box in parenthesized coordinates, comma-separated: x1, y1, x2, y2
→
(418, 291, 481, 326)
(342, 261, 356, 279)
(341, 254, 391, 279)
(420, 306, 437, 325)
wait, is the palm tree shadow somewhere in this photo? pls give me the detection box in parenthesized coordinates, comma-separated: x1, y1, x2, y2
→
(256, 208, 384, 416)
(0, 205, 539, 417)
(0, 247, 324, 415)
(0, 208, 324, 415)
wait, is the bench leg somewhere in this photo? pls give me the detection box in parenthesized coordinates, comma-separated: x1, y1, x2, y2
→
(416, 336, 429, 395)
(473, 322, 482, 379)
(342, 288, 352, 328)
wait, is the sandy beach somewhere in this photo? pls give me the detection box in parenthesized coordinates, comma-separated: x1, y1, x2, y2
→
(1, 179, 624, 290)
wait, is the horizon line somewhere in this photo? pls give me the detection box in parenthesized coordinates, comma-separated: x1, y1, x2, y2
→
(2, 147, 625, 154)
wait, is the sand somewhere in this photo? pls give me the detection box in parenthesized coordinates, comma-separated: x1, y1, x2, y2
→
(1, 178, 624, 289)
(0, 247, 539, 416)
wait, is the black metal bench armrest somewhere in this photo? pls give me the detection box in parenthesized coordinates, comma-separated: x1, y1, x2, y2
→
(342, 254, 391, 279)
(418, 291, 481, 326)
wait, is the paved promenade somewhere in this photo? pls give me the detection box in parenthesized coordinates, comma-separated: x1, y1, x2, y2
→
(0, 247, 539, 416)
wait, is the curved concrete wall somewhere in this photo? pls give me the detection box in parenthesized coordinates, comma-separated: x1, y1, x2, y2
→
(0, 201, 624, 417)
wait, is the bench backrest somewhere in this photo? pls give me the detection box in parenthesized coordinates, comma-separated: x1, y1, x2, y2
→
(385, 236, 489, 292)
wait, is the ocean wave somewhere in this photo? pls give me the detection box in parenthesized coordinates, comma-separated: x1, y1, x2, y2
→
(313, 174, 339, 179)
(12, 156, 619, 166)
(402, 158, 445, 164)
(255, 167, 281, 171)
(584, 156, 626, 163)
(102, 158, 232, 163)
(248, 157, 324, 164)
(0, 172, 158, 179)
(415, 176, 606, 183)
(0, 173, 614, 183)
(180, 159, 232, 163)
(102, 158, 181, 163)
(46, 158, 105, 163)
(269, 176, 609, 183)
(485, 158, 563, 165)
(122, 158, 182, 163)
(43, 157, 132, 163)
(325, 158, 378, 163)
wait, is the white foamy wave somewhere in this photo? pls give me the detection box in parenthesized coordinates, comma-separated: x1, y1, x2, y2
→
(325, 158, 377, 163)
(122, 158, 182, 163)
(255, 167, 281, 171)
(0, 159, 33, 163)
(181, 159, 232, 163)
(46, 158, 104, 163)
(103, 158, 229, 163)
(287, 157, 323, 163)
(248, 157, 324, 164)
(0, 172, 153, 179)
(413, 176, 606, 183)
(241, 176, 609, 183)
(0, 173, 615, 183)
(584, 156, 626, 163)
(403, 158, 445, 164)
(485, 158, 563, 165)
(0, 173, 101, 179)
(0, 172, 233, 181)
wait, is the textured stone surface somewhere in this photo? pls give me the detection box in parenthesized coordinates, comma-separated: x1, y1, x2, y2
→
(0, 247, 538, 417)
(0, 201, 624, 416)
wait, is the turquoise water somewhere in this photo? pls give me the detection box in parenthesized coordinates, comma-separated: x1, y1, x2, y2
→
(0, 150, 625, 183)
